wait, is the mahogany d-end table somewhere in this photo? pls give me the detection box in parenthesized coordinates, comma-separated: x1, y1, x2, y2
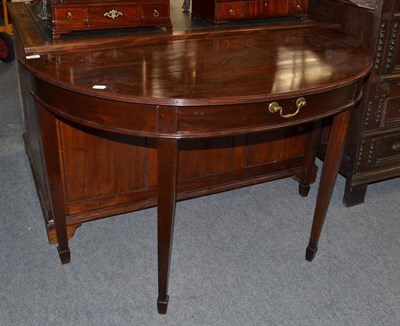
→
(20, 24, 372, 313)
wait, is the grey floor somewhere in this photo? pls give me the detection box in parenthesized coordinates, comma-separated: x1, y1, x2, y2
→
(1, 40, 400, 325)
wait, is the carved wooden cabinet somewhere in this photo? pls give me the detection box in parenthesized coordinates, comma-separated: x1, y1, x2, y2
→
(334, 0, 400, 206)
(48, 0, 172, 38)
(191, 0, 308, 24)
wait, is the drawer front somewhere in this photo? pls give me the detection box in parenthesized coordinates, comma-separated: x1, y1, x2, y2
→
(357, 131, 400, 171)
(287, 0, 308, 15)
(263, 0, 288, 16)
(244, 0, 268, 19)
(87, 5, 141, 27)
(383, 96, 400, 127)
(35, 79, 158, 136)
(369, 80, 400, 129)
(244, 0, 308, 20)
(217, 2, 243, 21)
(142, 4, 169, 22)
(376, 134, 400, 164)
(178, 84, 358, 136)
(52, 7, 84, 27)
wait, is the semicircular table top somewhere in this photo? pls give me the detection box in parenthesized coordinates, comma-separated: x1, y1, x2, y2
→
(21, 25, 372, 107)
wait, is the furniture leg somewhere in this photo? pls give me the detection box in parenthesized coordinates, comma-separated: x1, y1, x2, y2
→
(343, 180, 368, 207)
(297, 122, 321, 198)
(156, 138, 179, 314)
(37, 106, 70, 264)
(306, 111, 351, 262)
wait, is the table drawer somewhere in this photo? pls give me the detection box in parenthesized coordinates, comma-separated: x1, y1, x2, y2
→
(178, 85, 358, 136)
(87, 5, 141, 26)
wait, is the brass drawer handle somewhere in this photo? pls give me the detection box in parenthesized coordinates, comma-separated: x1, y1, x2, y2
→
(67, 12, 73, 20)
(153, 9, 160, 17)
(229, 9, 235, 16)
(104, 9, 123, 20)
(268, 97, 307, 119)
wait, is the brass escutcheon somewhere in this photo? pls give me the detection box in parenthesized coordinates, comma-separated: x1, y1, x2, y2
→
(104, 9, 123, 20)
(268, 97, 307, 119)
(67, 12, 73, 20)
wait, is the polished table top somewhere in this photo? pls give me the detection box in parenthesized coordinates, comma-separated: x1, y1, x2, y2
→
(21, 24, 372, 106)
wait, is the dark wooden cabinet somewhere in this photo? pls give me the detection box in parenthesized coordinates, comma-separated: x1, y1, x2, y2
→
(330, 0, 400, 206)
(48, 0, 172, 38)
(191, 0, 308, 24)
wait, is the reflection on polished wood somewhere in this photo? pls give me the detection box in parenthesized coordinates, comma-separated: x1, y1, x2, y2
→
(10, 0, 373, 313)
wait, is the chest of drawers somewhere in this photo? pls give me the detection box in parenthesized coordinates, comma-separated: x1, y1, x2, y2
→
(48, 0, 172, 38)
(326, 0, 400, 206)
(191, 0, 308, 24)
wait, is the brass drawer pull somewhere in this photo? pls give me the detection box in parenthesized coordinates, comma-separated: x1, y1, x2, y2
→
(104, 9, 123, 20)
(153, 9, 160, 17)
(268, 97, 307, 119)
(67, 12, 73, 20)
(229, 9, 235, 16)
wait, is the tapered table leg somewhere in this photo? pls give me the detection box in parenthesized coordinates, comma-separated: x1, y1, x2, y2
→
(156, 138, 178, 314)
(38, 106, 70, 264)
(306, 110, 350, 262)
